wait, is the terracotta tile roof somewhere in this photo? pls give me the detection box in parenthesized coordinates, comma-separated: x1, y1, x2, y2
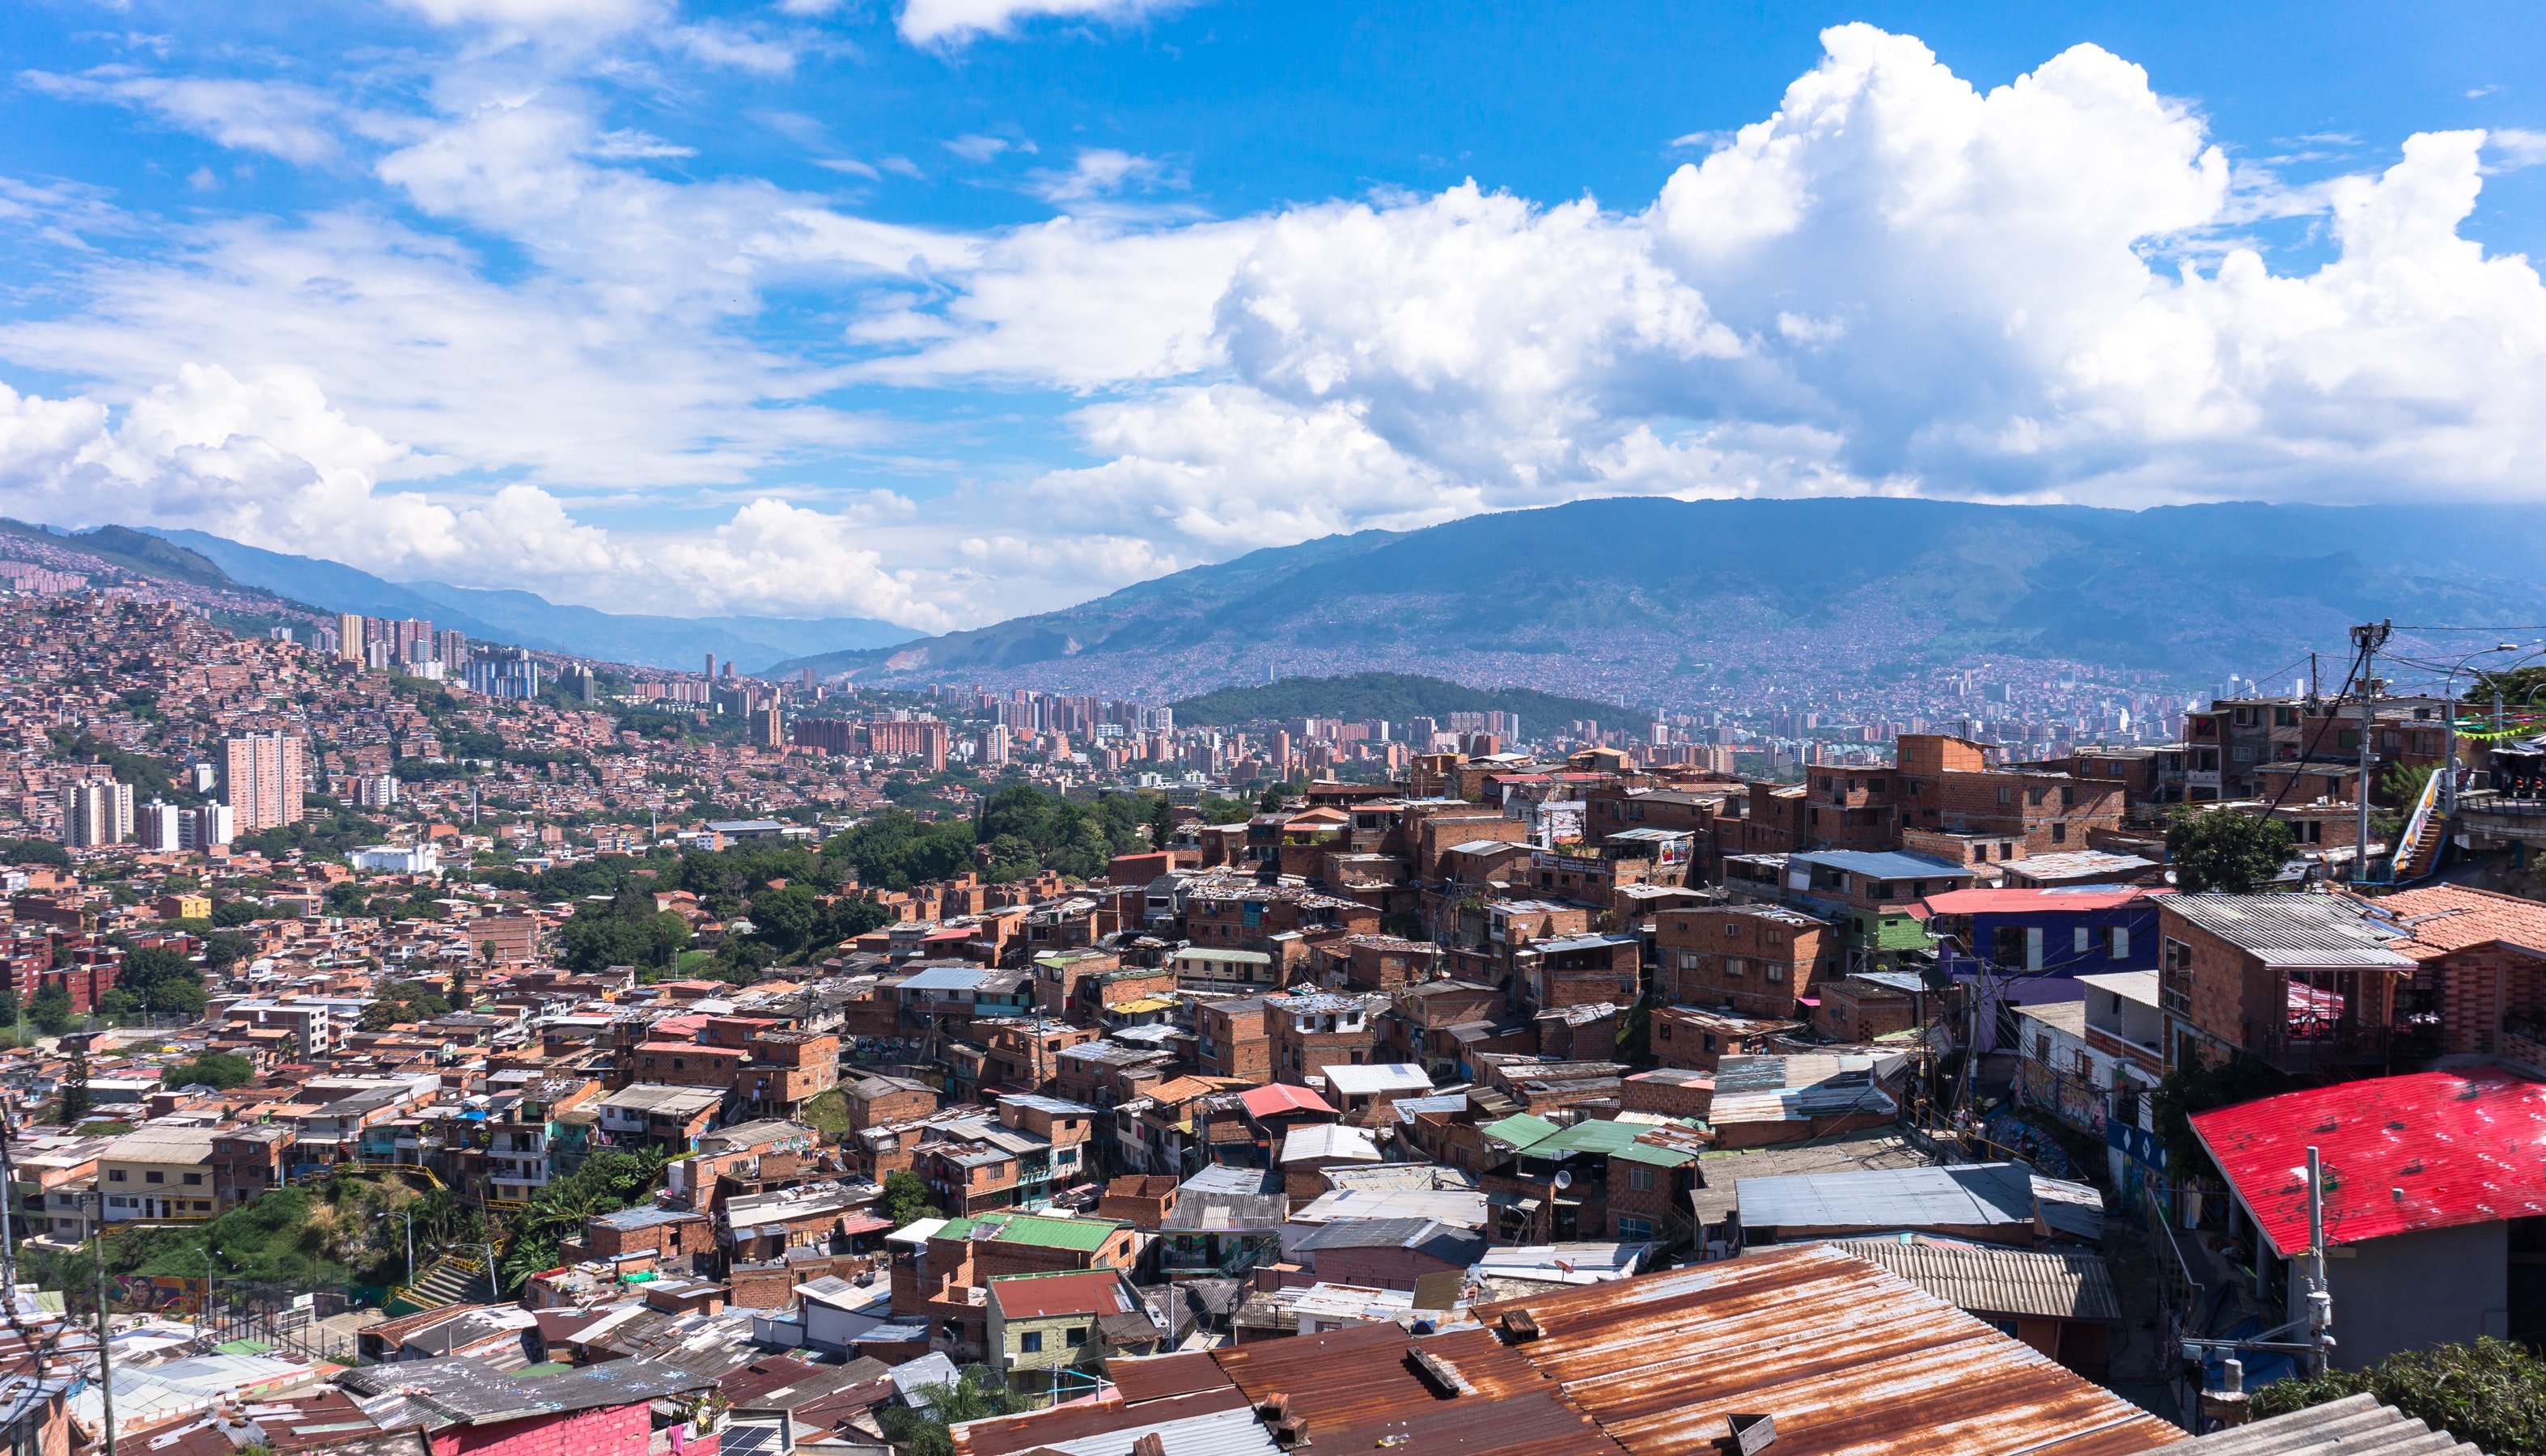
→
(2362, 884, 2546, 960)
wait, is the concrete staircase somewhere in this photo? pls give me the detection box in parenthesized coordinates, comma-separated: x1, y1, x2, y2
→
(388, 1255, 496, 1315)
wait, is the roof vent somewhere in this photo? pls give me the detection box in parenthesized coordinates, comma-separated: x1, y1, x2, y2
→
(1727, 1413, 1777, 1454)
(1498, 1309, 1541, 1341)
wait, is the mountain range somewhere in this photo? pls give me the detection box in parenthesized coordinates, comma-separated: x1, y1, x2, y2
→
(760, 497, 2546, 703)
(137, 528, 918, 673)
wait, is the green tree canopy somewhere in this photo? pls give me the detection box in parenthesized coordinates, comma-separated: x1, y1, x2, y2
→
(162, 1052, 255, 1090)
(879, 1170, 939, 1228)
(28, 984, 74, 1037)
(2166, 808, 2296, 895)
(2252, 1338, 2546, 1455)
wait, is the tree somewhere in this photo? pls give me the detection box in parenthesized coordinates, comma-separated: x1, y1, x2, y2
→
(161, 1052, 255, 1090)
(2165, 808, 2296, 895)
(748, 884, 820, 954)
(0, 988, 21, 1028)
(147, 978, 209, 1018)
(2250, 1338, 2546, 1455)
(28, 984, 74, 1037)
(879, 1170, 939, 1228)
(876, 1367, 1039, 1456)
(1144, 794, 1177, 851)
(210, 899, 263, 927)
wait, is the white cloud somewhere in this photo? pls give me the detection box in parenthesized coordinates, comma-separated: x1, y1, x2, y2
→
(1027, 147, 1179, 202)
(20, 70, 347, 164)
(943, 133, 1022, 162)
(390, 0, 662, 32)
(897, 0, 1185, 47)
(15, 19, 2546, 637)
(671, 21, 796, 74)
(2489, 128, 2546, 170)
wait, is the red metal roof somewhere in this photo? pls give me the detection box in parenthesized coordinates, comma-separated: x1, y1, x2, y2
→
(1920, 887, 2172, 914)
(2191, 1069, 2546, 1258)
(1104, 1352, 1235, 1405)
(1236, 1082, 1335, 1119)
(987, 1270, 1133, 1320)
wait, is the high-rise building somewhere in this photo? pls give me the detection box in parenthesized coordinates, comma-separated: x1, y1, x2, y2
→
(366, 639, 392, 671)
(222, 732, 307, 832)
(921, 722, 948, 772)
(137, 798, 184, 850)
(561, 663, 599, 702)
(335, 612, 365, 662)
(752, 706, 784, 748)
(465, 649, 540, 700)
(394, 618, 433, 665)
(60, 780, 133, 847)
(434, 629, 470, 667)
(705, 653, 717, 681)
(181, 803, 235, 851)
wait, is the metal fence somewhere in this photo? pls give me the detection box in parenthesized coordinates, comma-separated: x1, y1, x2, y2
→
(196, 1281, 372, 1365)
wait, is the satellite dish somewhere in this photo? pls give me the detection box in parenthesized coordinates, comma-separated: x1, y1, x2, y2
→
(1552, 1169, 1573, 1191)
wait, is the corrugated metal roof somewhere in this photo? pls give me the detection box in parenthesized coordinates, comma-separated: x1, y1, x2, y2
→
(1235, 1083, 1334, 1119)
(1737, 1162, 2036, 1231)
(2190, 1069, 2546, 1258)
(988, 1271, 1134, 1320)
(2163, 895, 2416, 967)
(1468, 1243, 2183, 1456)
(1925, 887, 2170, 913)
(1039, 1404, 1284, 1456)
(1790, 850, 1971, 881)
(954, 1388, 1253, 1456)
(1213, 1321, 1616, 1456)
(1104, 1352, 1235, 1406)
(2177, 1392, 2481, 1454)
(1830, 1238, 2123, 1322)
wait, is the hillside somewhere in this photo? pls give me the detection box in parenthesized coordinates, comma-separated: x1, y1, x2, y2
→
(143, 529, 918, 673)
(1171, 673, 1631, 729)
(765, 497, 2546, 703)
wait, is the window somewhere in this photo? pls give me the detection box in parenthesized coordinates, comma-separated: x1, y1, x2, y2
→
(1656, 1021, 1671, 1041)
(1766, 963, 1786, 983)
(183, 1173, 203, 1185)
(1997, 785, 2012, 806)
(2028, 787, 2048, 806)
(2163, 938, 2192, 972)
(145, 1171, 163, 1184)
(1679, 950, 1703, 971)
(2074, 927, 2091, 955)
(1019, 1331, 1043, 1353)
(1065, 1327, 1088, 1348)
(2051, 823, 2066, 844)
(1628, 1165, 1654, 1191)
(108, 1170, 125, 1183)
(1725, 958, 1746, 978)
(2036, 1033, 2052, 1061)
(1972, 845, 1986, 863)
(1725, 923, 1739, 938)
(1618, 1217, 1655, 1240)
(2111, 927, 2130, 959)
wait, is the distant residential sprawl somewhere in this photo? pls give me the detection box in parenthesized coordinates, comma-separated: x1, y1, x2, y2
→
(0, 579, 2536, 1456)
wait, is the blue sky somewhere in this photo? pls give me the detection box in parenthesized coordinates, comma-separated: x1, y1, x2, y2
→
(2, 0, 2544, 630)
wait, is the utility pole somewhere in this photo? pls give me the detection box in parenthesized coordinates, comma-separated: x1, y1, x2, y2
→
(2351, 621, 2391, 885)
(2305, 1145, 2333, 1378)
(93, 1190, 116, 1456)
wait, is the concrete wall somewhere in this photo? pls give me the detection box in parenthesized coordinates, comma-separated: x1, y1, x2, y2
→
(2319, 1221, 2508, 1368)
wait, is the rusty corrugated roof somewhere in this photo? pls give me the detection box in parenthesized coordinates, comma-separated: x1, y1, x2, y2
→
(954, 1387, 1253, 1456)
(1468, 1244, 2185, 1456)
(1209, 1321, 1617, 1456)
(1105, 1352, 1235, 1405)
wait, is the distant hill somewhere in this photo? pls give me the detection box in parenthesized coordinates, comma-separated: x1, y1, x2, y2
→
(0, 521, 244, 591)
(764, 497, 2546, 704)
(1171, 673, 1632, 730)
(142, 529, 919, 674)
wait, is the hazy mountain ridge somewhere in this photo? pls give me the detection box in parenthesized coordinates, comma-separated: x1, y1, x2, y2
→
(140, 528, 920, 673)
(763, 497, 2546, 700)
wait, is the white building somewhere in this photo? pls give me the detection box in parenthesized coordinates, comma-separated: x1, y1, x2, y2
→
(351, 843, 439, 874)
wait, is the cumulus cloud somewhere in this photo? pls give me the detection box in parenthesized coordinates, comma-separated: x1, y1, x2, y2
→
(897, 0, 1187, 48)
(12, 20, 2546, 635)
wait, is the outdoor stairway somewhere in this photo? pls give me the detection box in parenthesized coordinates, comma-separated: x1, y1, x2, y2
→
(2397, 811, 2450, 880)
(391, 1254, 496, 1314)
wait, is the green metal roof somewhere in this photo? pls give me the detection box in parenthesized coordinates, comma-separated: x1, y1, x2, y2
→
(1481, 1114, 1559, 1150)
(975, 1212, 1123, 1251)
(1527, 1118, 1701, 1166)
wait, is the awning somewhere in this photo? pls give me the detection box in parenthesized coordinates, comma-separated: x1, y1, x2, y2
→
(837, 1215, 891, 1237)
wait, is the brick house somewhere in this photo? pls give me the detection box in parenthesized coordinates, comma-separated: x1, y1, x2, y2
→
(1265, 993, 1383, 1086)
(1656, 904, 1833, 1018)
(1650, 1005, 1804, 1073)
(2158, 895, 2414, 1074)
(843, 1074, 938, 1130)
(1193, 996, 1273, 1080)
(1811, 974, 1922, 1043)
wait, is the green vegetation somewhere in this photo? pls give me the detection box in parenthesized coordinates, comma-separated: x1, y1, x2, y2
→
(29, 984, 74, 1036)
(1169, 671, 1625, 730)
(2251, 1339, 2546, 1456)
(879, 1170, 940, 1228)
(2165, 807, 2296, 895)
(160, 1052, 255, 1089)
(114, 946, 208, 1016)
(876, 1367, 1040, 1456)
(1196, 794, 1252, 824)
(799, 1088, 852, 1139)
(498, 1149, 669, 1291)
(360, 984, 453, 1030)
(0, 837, 70, 868)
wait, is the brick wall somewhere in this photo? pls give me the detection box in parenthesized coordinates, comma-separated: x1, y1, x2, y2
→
(432, 1399, 651, 1456)
(1655, 907, 1831, 1018)
(1620, 1070, 1712, 1120)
